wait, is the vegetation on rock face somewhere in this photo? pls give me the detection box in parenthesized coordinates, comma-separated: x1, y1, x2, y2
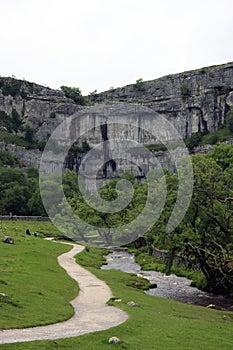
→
(0, 150, 19, 167)
(0, 77, 35, 99)
(0, 108, 46, 151)
(134, 78, 145, 91)
(180, 83, 192, 100)
(185, 132, 203, 150)
(60, 85, 87, 105)
(0, 109, 22, 133)
(226, 106, 233, 132)
(185, 111, 233, 151)
(69, 140, 91, 155)
(0, 77, 25, 98)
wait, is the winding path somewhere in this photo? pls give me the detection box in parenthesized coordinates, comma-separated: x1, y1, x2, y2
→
(0, 242, 128, 344)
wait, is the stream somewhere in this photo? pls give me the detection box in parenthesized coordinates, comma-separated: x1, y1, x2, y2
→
(101, 250, 233, 311)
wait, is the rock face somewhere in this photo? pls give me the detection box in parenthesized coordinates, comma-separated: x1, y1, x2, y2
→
(0, 77, 82, 140)
(1, 62, 233, 172)
(0, 141, 41, 168)
(41, 103, 190, 183)
(93, 62, 233, 138)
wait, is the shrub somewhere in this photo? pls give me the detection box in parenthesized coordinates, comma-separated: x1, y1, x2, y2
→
(0, 150, 19, 167)
(0, 110, 13, 131)
(60, 85, 87, 105)
(11, 109, 22, 132)
(180, 83, 191, 101)
(185, 132, 203, 150)
(134, 78, 145, 91)
(1, 79, 22, 97)
(50, 111, 56, 118)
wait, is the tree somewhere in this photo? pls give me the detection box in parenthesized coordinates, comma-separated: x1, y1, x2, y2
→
(209, 144, 233, 169)
(28, 189, 47, 216)
(178, 155, 233, 294)
(0, 184, 29, 215)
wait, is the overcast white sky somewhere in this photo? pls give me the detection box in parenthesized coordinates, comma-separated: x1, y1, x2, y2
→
(0, 0, 233, 95)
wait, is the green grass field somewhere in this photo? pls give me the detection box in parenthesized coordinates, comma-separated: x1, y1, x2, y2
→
(0, 220, 78, 329)
(0, 221, 233, 349)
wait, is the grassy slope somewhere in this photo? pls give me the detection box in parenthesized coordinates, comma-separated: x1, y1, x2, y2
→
(1, 244, 232, 350)
(0, 220, 78, 329)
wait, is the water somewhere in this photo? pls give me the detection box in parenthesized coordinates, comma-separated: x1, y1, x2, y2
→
(101, 250, 233, 311)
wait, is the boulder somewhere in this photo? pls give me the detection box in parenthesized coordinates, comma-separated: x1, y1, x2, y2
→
(0, 293, 10, 299)
(127, 301, 140, 307)
(206, 303, 222, 310)
(108, 336, 121, 344)
(2, 236, 14, 244)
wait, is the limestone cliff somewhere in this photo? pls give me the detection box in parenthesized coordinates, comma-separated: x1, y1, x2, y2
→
(93, 62, 233, 138)
(1, 61, 233, 170)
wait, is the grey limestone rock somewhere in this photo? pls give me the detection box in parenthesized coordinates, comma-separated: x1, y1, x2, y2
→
(1, 62, 233, 174)
(108, 336, 121, 344)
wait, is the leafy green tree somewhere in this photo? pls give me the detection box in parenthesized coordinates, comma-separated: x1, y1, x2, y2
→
(27, 167, 39, 179)
(0, 184, 29, 215)
(178, 155, 233, 294)
(209, 144, 233, 169)
(28, 188, 46, 216)
(0, 168, 27, 188)
(62, 171, 80, 198)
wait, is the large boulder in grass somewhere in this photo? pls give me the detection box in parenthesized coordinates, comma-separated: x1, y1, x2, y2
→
(2, 236, 14, 244)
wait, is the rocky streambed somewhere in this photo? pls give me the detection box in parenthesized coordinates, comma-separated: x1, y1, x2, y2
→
(101, 250, 233, 312)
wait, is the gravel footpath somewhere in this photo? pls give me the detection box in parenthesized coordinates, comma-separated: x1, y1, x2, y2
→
(0, 242, 128, 344)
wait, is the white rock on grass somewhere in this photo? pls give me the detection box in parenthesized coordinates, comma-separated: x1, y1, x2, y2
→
(108, 336, 121, 344)
(127, 301, 140, 307)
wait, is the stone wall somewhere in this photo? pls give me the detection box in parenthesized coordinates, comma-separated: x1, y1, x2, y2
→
(152, 246, 199, 271)
(0, 215, 50, 221)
